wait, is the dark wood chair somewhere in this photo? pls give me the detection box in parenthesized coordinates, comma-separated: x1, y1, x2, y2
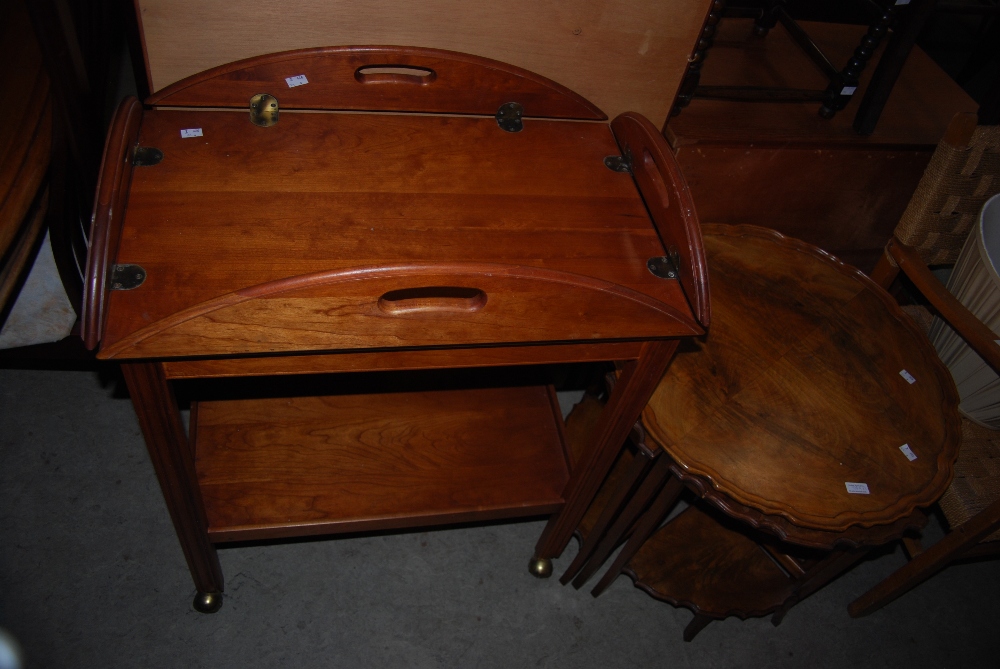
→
(849, 112, 1000, 616)
(672, 0, 937, 135)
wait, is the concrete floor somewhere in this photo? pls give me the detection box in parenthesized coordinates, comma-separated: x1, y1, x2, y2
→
(1, 367, 998, 668)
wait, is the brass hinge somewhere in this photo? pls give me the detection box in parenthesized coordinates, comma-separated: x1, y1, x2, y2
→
(604, 148, 632, 173)
(133, 146, 163, 166)
(647, 249, 680, 280)
(496, 102, 524, 132)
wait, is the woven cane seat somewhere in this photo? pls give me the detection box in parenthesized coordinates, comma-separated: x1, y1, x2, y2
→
(896, 125, 1000, 266)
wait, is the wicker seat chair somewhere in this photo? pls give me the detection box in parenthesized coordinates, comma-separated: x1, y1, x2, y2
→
(849, 112, 1000, 617)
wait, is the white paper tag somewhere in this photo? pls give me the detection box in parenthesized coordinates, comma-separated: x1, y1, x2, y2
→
(846, 482, 870, 495)
(285, 74, 309, 88)
(899, 444, 917, 461)
(895, 0, 911, 5)
(840, 86, 857, 95)
(899, 369, 916, 384)
(180, 128, 203, 138)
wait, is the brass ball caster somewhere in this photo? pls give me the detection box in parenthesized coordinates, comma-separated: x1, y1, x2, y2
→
(528, 556, 553, 578)
(193, 591, 223, 613)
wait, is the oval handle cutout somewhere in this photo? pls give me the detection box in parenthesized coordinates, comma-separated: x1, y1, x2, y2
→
(355, 65, 437, 85)
(378, 286, 486, 315)
(640, 149, 670, 211)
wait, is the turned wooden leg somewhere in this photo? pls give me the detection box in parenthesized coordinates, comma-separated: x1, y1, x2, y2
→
(590, 472, 684, 597)
(531, 340, 679, 573)
(122, 362, 224, 612)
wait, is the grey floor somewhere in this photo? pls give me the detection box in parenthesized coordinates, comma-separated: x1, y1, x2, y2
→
(1, 367, 998, 668)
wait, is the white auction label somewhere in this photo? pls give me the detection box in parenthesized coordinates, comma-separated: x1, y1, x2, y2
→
(845, 482, 870, 495)
(285, 74, 309, 87)
(899, 369, 916, 384)
(900, 444, 918, 461)
(180, 128, 203, 138)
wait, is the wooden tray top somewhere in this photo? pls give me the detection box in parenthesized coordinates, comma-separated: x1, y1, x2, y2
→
(84, 47, 708, 359)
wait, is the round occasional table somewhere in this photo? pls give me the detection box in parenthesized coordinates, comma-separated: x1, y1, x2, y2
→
(568, 225, 962, 640)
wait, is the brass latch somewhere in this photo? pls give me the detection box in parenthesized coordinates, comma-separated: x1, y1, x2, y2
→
(250, 94, 279, 127)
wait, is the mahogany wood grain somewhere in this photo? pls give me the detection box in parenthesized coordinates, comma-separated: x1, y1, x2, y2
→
(87, 48, 708, 603)
(148, 46, 605, 120)
(133, 0, 714, 124)
(122, 362, 224, 595)
(101, 263, 700, 359)
(95, 109, 700, 358)
(82, 97, 143, 350)
(642, 225, 961, 532)
(623, 505, 794, 620)
(610, 112, 709, 328)
(194, 385, 569, 541)
(161, 341, 644, 380)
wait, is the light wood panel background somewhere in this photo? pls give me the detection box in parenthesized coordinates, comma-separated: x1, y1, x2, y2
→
(135, 0, 712, 124)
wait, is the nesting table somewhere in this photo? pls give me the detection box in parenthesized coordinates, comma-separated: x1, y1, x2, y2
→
(564, 225, 961, 639)
(82, 47, 709, 612)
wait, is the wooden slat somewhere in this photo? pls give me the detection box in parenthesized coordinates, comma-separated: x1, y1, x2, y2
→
(195, 385, 569, 541)
(162, 340, 644, 379)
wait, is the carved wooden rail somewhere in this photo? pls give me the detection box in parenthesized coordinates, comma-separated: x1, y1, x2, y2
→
(82, 96, 142, 350)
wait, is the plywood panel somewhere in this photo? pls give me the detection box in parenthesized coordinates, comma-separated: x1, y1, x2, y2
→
(135, 0, 712, 124)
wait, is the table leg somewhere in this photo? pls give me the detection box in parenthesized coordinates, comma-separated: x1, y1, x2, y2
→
(530, 340, 679, 576)
(770, 546, 868, 625)
(122, 361, 225, 612)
